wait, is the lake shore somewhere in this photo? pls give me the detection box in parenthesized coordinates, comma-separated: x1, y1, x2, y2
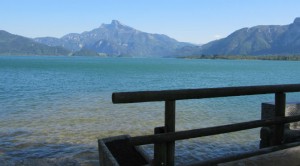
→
(179, 55, 300, 61)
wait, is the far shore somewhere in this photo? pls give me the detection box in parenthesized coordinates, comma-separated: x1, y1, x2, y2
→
(1, 54, 300, 61)
(179, 55, 300, 61)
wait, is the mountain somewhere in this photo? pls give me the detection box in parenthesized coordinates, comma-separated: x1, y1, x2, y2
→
(34, 20, 192, 57)
(3, 18, 300, 57)
(0, 30, 70, 56)
(200, 18, 300, 56)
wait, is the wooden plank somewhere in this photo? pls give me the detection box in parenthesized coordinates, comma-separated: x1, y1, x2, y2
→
(188, 141, 300, 166)
(273, 92, 286, 145)
(165, 101, 175, 166)
(154, 127, 167, 166)
(129, 115, 300, 146)
(112, 84, 300, 103)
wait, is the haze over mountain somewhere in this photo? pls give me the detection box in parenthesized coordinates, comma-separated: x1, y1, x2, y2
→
(34, 20, 192, 57)
(198, 17, 300, 56)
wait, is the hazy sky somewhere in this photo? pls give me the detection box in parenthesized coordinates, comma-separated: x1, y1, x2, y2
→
(1, 0, 299, 44)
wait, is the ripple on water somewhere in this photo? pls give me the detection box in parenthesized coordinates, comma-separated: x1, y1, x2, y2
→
(1, 57, 300, 165)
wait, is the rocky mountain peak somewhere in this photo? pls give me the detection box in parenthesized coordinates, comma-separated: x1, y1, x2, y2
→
(293, 17, 300, 25)
(108, 20, 126, 29)
(111, 20, 121, 25)
(99, 20, 124, 29)
(33, 20, 189, 57)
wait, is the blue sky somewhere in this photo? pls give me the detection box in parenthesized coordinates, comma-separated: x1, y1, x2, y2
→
(0, 0, 299, 44)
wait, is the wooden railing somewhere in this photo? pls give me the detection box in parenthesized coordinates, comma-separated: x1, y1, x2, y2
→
(112, 84, 300, 166)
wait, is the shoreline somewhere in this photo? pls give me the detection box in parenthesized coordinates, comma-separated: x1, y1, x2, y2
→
(179, 55, 300, 61)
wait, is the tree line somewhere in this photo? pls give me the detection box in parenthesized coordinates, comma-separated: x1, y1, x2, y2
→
(180, 55, 300, 61)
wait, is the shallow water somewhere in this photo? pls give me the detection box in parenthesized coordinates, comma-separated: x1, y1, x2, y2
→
(1, 56, 300, 165)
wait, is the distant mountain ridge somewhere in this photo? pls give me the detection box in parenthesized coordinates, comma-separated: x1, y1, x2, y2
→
(34, 20, 192, 57)
(0, 30, 70, 56)
(199, 17, 300, 55)
(2, 18, 300, 57)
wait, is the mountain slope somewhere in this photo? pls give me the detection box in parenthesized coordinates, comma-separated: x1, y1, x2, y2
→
(34, 20, 192, 57)
(271, 18, 300, 54)
(200, 18, 300, 55)
(0, 30, 70, 56)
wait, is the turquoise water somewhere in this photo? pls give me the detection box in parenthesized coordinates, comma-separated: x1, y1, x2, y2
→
(1, 56, 300, 165)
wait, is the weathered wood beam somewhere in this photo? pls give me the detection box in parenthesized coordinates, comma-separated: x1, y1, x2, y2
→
(112, 84, 300, 103)
(130, 115, 300, 146)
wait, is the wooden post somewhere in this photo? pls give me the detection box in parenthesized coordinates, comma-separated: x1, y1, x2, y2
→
(154, 127, 167, 166)
(273, 92, 286, 145)
(165, 100, 175, 166)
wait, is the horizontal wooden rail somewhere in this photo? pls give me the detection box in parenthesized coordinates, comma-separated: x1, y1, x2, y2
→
(111, 84, 300, 166)
(112, 84, 300, 103)
(129, 115, 300, 146)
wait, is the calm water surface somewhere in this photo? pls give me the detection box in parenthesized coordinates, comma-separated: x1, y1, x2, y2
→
(1, 56, 300, 165)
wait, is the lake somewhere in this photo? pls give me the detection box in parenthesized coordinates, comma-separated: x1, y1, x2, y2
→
(1, 56, 300, 165)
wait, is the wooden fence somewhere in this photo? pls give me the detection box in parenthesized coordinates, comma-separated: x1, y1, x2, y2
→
(112, 84, 300, 166)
